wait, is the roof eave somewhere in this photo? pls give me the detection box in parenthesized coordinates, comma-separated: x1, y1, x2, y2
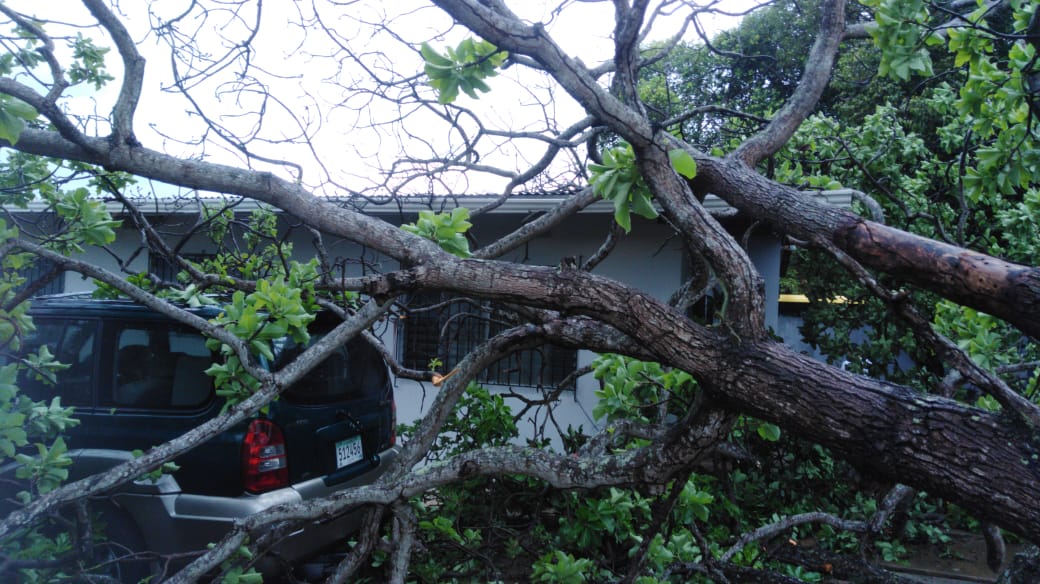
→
(11, 190, 855, 215)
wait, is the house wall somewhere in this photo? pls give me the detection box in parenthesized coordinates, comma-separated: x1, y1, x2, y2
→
(420, 212, 691, 446)
(45, 205, 781, 450)
(374, 211, 781, 449)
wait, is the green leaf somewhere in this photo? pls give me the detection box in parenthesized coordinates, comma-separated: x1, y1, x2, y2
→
(421, 38, 506, 103)
(438, 80, 460, 104)
(420, 42, 454, 67)
(400, 207, 473, 257)
(613, 201, 632, 233)
(424, 63, 454, 80)
(757, 422, 782, 442)
(631, 190, 658, 220)
(459, 77, 478, 99)
(0, 110, 25, 144)
(4, 97, 37, 121)
(668, 148, 698, 179)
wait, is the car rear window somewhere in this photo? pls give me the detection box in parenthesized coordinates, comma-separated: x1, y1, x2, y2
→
(273, 333, 388, 404)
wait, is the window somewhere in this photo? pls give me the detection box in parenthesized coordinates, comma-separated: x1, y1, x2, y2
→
(399, 293, 577, 389)
(14, 258, 64, 297)
(148, 252, 216, 283)
(107, 322, 214, 409)
(17, 319, 96, 407)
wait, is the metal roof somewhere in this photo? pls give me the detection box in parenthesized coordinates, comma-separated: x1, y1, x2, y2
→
(11, 190, 855, 215)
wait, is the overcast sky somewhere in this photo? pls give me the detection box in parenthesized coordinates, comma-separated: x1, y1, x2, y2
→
(4, 1, 755, 198)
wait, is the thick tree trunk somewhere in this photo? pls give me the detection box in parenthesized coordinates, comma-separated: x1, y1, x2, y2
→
(367, 259, 1040, 541)
(718, 341, 1040, 540)
(694, 157, 1040, 338)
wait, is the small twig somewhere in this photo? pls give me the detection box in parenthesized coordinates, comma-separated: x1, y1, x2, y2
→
(582, 221, 624, 271)
(683, 521, 731, 583)
(622, 471, 692, 584)
(721, 512, 868, 564)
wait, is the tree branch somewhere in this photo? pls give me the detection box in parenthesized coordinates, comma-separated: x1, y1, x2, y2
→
(81, 0, 145, 146)
(732, 0, 846, 165)
(721, 512, 868, 563)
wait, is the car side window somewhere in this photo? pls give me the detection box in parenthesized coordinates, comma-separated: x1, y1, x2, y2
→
(106, 322, 214, 409)
(16, 319, 97, 407)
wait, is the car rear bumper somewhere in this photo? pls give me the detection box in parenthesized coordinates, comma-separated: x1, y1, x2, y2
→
(112, 447, 398, 564)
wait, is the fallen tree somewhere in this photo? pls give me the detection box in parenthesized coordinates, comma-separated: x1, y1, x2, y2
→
(1, 0, 1039, 581)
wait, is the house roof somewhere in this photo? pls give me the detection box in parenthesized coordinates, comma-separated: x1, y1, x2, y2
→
(12, 190, 855, 216)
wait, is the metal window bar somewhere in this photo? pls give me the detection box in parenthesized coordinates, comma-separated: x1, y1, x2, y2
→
(400, 293, 576, 389)
(148, 253, 218, 283)
(15, 258, 65, 297)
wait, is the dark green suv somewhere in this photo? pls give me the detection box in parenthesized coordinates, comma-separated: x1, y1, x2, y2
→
(6, 295, 397, 577)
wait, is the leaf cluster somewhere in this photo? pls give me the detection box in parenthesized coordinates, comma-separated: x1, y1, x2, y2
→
(587, 141, 697, 233)
(0, 95, 38, 145)
(861, 0, 941, 81)
(0, 228, 87, 581)
(401, 207, 473, 258)
(421, 38, 507, 104)
(206, 276, 318, 409)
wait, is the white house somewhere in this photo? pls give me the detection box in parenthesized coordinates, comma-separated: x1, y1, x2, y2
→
(12, 190, 852, 446)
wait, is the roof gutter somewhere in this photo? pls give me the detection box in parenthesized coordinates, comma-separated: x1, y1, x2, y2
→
(10, 190, 854, 216)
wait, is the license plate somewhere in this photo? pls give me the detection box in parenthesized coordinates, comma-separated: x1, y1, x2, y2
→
(335, 435, 364, 469)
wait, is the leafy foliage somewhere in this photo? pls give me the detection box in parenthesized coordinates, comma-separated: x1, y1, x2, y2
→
(777, 0, 1040, 402)
(638, 0, 862, 148)
(588, 143, 659, 233)
(592, 353, 697, 423)
(401, 207, 474, 258)
(0, 223, 84, 580)
(206, 274, 318, 409)
(532, 551, 597, 583)
(67, 33, 114, 90)
(421, 38, 508, 104)
(384, 354, 964, 582)
(861, 0, 940, 81)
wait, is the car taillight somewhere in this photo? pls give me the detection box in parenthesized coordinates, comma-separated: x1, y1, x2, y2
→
(242, 419, 289, 494)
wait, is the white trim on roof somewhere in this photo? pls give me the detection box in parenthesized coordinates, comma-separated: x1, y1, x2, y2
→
(12, 190, 854, 215)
